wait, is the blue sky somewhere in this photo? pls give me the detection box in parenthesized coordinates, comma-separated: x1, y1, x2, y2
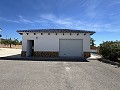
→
(0, 0, 120, 46)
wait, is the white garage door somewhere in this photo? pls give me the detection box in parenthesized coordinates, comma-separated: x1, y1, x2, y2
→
(59, 39, 83, 57)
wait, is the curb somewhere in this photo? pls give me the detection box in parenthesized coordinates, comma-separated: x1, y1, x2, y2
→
(97, 58, 120, 67)
(0, 57, 88, 62)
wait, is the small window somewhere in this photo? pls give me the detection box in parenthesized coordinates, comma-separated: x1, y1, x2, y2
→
(56, 33, 57, 35)
(70, 33, 71, 35)
(34, 33, 36, 35)
(48, 33, 50, 35)
(26, 33, 29, 35)
(41, 33, 43, 35)
(63, 33, 64, 35)
(84, 33, 86, 35)
(77, 33, 79, 35)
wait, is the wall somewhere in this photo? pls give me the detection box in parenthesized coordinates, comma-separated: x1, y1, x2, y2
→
(22, 32, 91, 52)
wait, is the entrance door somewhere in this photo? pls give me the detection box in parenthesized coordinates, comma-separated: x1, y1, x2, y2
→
(27, 40, 34, 57)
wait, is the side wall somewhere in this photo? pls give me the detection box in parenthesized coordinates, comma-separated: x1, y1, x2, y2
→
(22, 33, 90, 57)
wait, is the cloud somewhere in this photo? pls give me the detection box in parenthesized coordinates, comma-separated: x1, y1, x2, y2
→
(0, 17, 19, 23)
(0, 15, 46, 24)
(0, 16, 34, 24)
(40, 13, 120, 33)
(83, 0, 98, 18)
(18, 15, 33, 23)
(18, 15, 47, 24)
(1, 14, 120, 33)
(40, 14, 56, 21)
(40, 14, 90, 29)
(40, 14, 73, 26)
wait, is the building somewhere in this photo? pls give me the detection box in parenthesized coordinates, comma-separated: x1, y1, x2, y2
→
(17, 29, 95, 58)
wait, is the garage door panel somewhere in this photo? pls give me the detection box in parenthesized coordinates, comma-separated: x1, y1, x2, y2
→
(59, 39, 83, 57)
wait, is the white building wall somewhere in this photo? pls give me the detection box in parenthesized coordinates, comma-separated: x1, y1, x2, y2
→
(83, 34, 90, 52)
(22, 33, 91, 52)
(22, 33, 27, 51)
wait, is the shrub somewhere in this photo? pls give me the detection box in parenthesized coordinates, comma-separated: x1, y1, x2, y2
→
(99, 41, 120, 61)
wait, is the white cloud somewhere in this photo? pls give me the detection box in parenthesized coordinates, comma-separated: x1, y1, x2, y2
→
(0, 15, 46, 24)
(18, 15, 34, 23)
(40, 14, 74, 26)
(84, 0, 98, 18)
(40, 14, 93, 30)
(0, 17, 19, 23)
(40, 13, 120, 33)
(40, 14, 56, 21)
(0, 16, 33, 24)
(1, 14, 120, 33)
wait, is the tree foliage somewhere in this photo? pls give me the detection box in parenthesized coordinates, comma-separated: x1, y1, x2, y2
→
(0, 39, 10, 45)
(12, 38, 19, 46)
(99, 41, 120, 61)
(0, 38, 22, 47)
(90, 38, 96, 46)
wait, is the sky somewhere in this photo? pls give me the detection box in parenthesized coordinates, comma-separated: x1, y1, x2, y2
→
(0, 0, 120, 46)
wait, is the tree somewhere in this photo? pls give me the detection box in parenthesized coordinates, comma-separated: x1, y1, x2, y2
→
(9, 38, 12, 48)
(0, 28, 2, 37)
(0, 38, 21, 47)
(0, 38, 12, 48)
(12, 38, 19, 46)
(90, 38, 96, 46)
(19, 41, 22, 45)
(0, 39, 9, 46)
(99, 41, 120, 61)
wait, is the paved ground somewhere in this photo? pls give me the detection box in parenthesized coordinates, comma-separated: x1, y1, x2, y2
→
(0, 48, 120, 90)
(0, 59, 120, 90)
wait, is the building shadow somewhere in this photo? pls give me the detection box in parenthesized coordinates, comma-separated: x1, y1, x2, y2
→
(0, 54, 89, 62)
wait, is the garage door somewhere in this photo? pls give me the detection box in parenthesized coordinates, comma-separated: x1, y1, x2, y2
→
(59, 39, 83, 57)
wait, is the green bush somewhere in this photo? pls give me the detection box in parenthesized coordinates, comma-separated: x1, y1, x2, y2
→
(99, 41, 120, 61)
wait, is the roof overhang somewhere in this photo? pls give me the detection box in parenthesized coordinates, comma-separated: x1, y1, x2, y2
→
(17, 29, 95, 35)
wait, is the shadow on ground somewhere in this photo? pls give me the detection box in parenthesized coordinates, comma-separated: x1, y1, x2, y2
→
(0, 54, 89, 62)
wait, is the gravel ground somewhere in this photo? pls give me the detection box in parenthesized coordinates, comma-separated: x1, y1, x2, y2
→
(0, 60, 120, 90)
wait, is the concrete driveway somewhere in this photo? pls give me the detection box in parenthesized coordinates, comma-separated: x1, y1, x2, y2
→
(0, 59, 120, 90)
